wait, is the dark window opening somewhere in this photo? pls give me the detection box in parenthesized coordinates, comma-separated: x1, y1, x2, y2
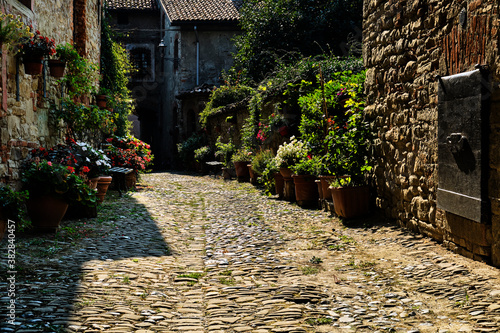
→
(130, 47, 152, 81)
(19, 0, 33, 9)
(117, 12, 129, 25)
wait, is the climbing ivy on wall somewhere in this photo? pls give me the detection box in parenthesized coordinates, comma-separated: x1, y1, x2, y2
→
(100, 6, 135, 137)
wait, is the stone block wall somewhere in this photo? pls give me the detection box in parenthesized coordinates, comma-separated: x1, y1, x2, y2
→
(0, 0, 101, 188)
(363, 0, 500, 264)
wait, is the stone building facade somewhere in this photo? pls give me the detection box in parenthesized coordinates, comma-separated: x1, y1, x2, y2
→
(363, 0, 500, 264)
(0, 0, 101, 187)
(106, 0, 163, 167)
(159, 0, 241, 168)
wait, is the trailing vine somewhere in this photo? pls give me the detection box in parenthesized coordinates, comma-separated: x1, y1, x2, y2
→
(101, 5, 135, 137)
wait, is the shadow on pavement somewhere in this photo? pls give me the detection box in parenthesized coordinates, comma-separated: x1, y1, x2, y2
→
(0, 189, 170, 331)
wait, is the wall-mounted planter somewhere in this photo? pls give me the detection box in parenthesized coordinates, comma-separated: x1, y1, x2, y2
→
(48, 59, 66, 78)
(23, 56, 43, 75)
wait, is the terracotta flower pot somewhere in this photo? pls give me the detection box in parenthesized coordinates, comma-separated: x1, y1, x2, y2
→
(26, 195, 69, 231)
(274, 172, 284, 199)
(96, 175, 112, 203)
(292, 174, 319, 207)
(330, 185, 370, 219)
(233, 161, 250, 182)
(48, 59, 66, 77)
(89, 177, 100, 190)
(23, 56, 44, 75)
(316, 179, 323, 200)
(247, 164, 259, 184)
(96, 94, 107, 109)
(319, 175, 335, 201)
(279, 167, 293, 178)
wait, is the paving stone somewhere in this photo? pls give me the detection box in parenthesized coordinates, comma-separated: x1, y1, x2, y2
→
(8, 173, 500, 333)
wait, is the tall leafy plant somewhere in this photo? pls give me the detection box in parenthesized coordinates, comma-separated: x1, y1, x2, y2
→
(101, 7, 135, 137)
(57, 43, 99, 98)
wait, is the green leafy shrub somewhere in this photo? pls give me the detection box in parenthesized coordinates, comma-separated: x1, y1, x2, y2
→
(57, 44, 99, 98)
(100, 11, 135, 137)
(290, 155, 324, 176)
(231, 147, 253, 163)
(53, 98, 117, 144)
(251, 150, 274, 175)
(177, 134, 206, 166)
(214, 137, 237, 167)
(0, 186, 29, 230)
(200, 85, 254, 125)
(194, 146, 213, 163)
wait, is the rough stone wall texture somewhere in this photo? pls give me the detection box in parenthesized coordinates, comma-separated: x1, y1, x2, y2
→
(363, 0, 500, 264)
(0, 1, 101, 187)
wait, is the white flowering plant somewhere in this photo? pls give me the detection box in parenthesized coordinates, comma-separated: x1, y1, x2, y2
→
(29, 138, 111, 180)
(274, 136, 308, 168)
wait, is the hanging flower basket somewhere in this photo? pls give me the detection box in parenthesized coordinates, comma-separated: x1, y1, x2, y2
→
(48, 59, 66, 77)
(23, 56, 43, 75)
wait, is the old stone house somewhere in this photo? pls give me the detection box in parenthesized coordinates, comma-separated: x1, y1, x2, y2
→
(106, 0, 240, 168)
(106, 0, 164, 166)
(363, 0, 500, 264)
(0, 0, 102, 187)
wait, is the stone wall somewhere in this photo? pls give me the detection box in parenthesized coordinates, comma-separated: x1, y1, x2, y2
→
(363, 0, 500, 264)
(0, 0, 101, 188)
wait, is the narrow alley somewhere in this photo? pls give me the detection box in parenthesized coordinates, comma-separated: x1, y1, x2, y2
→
(3, 173, 500, 333)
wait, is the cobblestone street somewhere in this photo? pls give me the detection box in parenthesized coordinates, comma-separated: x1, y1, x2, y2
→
(3, 172, 500, 332)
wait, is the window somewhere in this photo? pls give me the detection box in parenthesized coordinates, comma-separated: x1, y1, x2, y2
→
(128, 45, 155, 82)
(19, 0, 33, 10)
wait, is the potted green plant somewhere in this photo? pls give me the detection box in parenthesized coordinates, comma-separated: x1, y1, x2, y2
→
(18, 25, 56, 75)
(21, 160, 97, 230)
(55, 43, 99, 100)
(47, 43, 72, 78)
(260, 155, 282, 198)
(324, 82, 372, 219)
(231, 147, 253, 182)
(249, 149, 273, 185)
(214, 137, 236, 180)
(194, 146, 213, 174)
(290, 156, 321, 207)
(0, 186, 29, 239)
(274, 136, 308, 178)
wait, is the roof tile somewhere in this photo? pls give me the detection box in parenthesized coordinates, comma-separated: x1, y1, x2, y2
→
(160, 0, 240, 23)
(106, 0, 159, 10)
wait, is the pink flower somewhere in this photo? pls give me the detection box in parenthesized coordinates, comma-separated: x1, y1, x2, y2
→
(47, 161, 52, 166)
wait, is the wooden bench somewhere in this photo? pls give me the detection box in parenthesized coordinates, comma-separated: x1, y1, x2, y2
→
(109, 167, 134, 196)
